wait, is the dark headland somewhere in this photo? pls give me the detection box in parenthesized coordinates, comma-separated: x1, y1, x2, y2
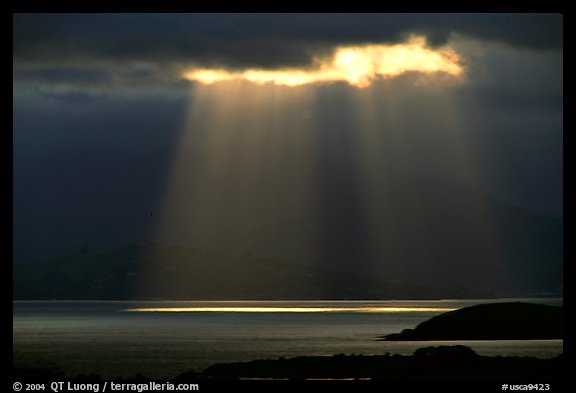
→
(381, 302, 563, 341)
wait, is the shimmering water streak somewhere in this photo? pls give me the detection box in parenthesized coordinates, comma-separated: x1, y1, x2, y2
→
(123, 307, 455, 313)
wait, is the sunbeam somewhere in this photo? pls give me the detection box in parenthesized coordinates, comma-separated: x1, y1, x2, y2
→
(134, 37, 483, 299)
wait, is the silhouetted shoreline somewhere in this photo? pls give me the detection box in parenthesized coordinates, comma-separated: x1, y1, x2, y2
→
(13, 345, 563, 381)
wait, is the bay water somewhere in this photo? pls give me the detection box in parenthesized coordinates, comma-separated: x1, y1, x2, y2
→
(13, 299, 563, 379)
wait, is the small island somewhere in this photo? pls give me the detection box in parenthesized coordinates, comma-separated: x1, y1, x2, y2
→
(380, 302, 563, 341)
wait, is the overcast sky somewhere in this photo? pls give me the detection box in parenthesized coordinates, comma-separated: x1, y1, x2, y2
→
(13, 13, 563, 264)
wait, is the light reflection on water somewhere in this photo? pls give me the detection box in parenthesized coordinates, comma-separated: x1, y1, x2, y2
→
(124, 306, 455, 313)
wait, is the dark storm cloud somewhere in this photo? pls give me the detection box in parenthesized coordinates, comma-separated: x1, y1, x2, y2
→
(14, 13, 562, 71)
(13, 62, 182, 90)
(14, 65, 113, 85)
(460, 47, 563, 114)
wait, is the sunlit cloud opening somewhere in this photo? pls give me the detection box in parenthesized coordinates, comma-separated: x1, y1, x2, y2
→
(183, 36, 464, 88)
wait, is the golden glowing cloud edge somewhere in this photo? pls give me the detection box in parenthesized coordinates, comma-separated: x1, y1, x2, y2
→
(183, 36, 464, 88)
(124, 307, 456, 313)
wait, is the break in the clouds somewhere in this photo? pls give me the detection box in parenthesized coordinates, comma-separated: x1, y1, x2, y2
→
(183, 36, 464, 88)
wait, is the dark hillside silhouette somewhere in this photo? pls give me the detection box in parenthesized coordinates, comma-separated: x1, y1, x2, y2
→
(382, 302, 562, 341)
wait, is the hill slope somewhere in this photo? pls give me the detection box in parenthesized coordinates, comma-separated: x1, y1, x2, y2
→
(382, 302, 563, 341)
(13, 169, 563, 299)
(13, 245, 392, 300)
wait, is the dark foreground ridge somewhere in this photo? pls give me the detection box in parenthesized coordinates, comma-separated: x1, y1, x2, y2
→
(381, 302, 563, 341)
(198, 346, 563, 380)
(14, 346, 563, 381)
